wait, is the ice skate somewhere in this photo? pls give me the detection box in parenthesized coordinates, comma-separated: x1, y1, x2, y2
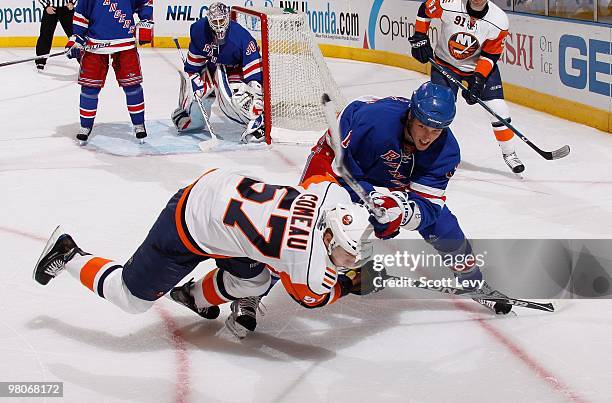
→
(240, 115, 265, 144)
(472, 281, 513, 315)
(225, 296, 263, 339)
(33, 226, 86, 285)
(502, 151, 525, 175)
(76, 126, 92, 146)
(170, 279, 220, 319)
(134, 124, 147, 144)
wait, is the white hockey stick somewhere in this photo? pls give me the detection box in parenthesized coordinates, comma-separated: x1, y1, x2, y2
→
(321, 94, 383, 219)
(172, 38, 223, 148)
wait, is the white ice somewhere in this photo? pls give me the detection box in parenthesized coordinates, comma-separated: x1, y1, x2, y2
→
(1, 48, 611, 403)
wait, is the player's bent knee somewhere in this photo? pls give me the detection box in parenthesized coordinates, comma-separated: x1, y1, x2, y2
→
(102, 269, 155, 314)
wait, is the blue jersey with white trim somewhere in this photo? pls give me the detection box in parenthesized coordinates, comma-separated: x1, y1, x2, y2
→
(73, 0, 153, 54)
(185, 19, 263, 84)
(337, 96, 460, 230)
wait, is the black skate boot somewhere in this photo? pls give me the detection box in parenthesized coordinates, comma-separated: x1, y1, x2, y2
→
(225, 296, 264, 339)
(134, 124, 147, 144)
(76, 126, 92, 146)
(502, 151, 525, 175)
(33, 226, 87, 285)
(170, 279, 220, 319)
(472, 282, 513, 315)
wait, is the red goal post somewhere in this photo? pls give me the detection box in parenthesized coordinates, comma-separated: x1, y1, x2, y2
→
(231, 6, 345, 145)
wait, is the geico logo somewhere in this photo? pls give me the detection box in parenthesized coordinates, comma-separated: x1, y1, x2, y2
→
(559, 34, 610, 97)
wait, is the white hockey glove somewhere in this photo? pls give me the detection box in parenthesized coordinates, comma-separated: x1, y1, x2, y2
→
(368, 191, 421, 239)
(233, 81, 264, 120)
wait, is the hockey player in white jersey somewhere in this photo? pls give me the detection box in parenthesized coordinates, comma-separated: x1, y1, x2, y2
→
(33, 169, 372, 337)
(409, 0, 525, 174)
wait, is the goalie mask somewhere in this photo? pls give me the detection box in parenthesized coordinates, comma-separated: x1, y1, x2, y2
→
(208, 2, 231, 41)
(320, 203, 373, 269)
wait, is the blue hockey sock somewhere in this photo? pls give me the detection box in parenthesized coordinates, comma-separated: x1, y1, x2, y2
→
(79, 86, 101, 128)
(123, 84, 145, 125)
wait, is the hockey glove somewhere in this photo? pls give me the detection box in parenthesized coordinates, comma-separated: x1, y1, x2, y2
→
(408, 32, 433, 64)
(344, 261, 389, 296)
(368, 191, 409, 240)
(135, 20, 154, 45)
(461, 73, 486, 105)
(234, 81, 264, 120)
(65, 35, 85, 59)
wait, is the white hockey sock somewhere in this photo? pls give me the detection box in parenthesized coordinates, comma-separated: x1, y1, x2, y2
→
(65, 255, 153, 314)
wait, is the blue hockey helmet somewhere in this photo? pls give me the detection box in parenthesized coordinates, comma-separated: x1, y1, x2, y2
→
(410, 82, 456, 129)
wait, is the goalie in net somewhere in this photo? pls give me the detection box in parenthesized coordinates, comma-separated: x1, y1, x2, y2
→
(171, 2, 266, 143)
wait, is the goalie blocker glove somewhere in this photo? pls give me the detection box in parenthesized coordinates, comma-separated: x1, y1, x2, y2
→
(135, 20, 154, 45)
(65, 35, 86, 59)
(368, 191, 421, 239)
(408, 32, 433, 64)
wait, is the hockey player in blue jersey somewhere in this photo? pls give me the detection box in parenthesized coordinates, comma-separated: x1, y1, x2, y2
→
(171, 2, 266, 143)
(300, 81, 512, 315)
(224, 82, 512, 336)
(65, 0, 153, 144)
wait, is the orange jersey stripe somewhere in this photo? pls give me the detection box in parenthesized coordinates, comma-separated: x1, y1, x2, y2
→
(475, 57, 494, 77)
(415, 20, 430, 34)
(300, 172, 338, 189)
(80, 257, 112, 291)
(173, 168, 229, 259)
(481, 30, 509, 55)
(424, 0, 443, 18)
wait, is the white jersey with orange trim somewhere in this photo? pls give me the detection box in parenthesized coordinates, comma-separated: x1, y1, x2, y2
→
(179, 169, 353, 308)
(417, 0, 508, 75)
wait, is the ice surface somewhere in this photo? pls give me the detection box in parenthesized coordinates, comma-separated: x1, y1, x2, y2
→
(1, 48, 611, 403)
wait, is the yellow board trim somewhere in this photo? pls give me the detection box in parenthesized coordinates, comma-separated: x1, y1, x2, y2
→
(3, 35, 610, 133)
(0, 36, 68, 47)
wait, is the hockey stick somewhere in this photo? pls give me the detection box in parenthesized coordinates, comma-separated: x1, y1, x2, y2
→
(384, 273, 554, 312)
(321, 93, 384, 219)
(428, 58, 570, 160)
(0, 42, 112, 68)
(172, 37, 223, 143)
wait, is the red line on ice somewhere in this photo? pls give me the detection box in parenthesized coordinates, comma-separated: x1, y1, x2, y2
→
(452, 299, 587, 403)
(155, 305, 191, 403)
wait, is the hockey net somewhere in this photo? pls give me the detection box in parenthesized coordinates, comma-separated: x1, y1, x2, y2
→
(231, 6, 346, 145)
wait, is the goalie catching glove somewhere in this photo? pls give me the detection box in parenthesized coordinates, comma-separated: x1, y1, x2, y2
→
(368, 191, 421, 239)
(233, 81, 264, 121)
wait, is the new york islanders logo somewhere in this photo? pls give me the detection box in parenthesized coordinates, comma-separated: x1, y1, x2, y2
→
(448, 32, 480, 60)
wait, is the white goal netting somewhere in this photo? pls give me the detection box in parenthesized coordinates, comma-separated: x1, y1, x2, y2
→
(233, 7, 346, 144)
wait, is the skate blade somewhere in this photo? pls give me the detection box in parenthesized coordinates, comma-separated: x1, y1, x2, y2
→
(32, 225, 63, 283)
(78, 140, 88, 146)
(224, 315, 248, 339)
(139, 139, 146, 145)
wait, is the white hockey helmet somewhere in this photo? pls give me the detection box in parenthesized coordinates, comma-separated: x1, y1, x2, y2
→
(207, 2, 230, 40)
(321, 203, 373, 268)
